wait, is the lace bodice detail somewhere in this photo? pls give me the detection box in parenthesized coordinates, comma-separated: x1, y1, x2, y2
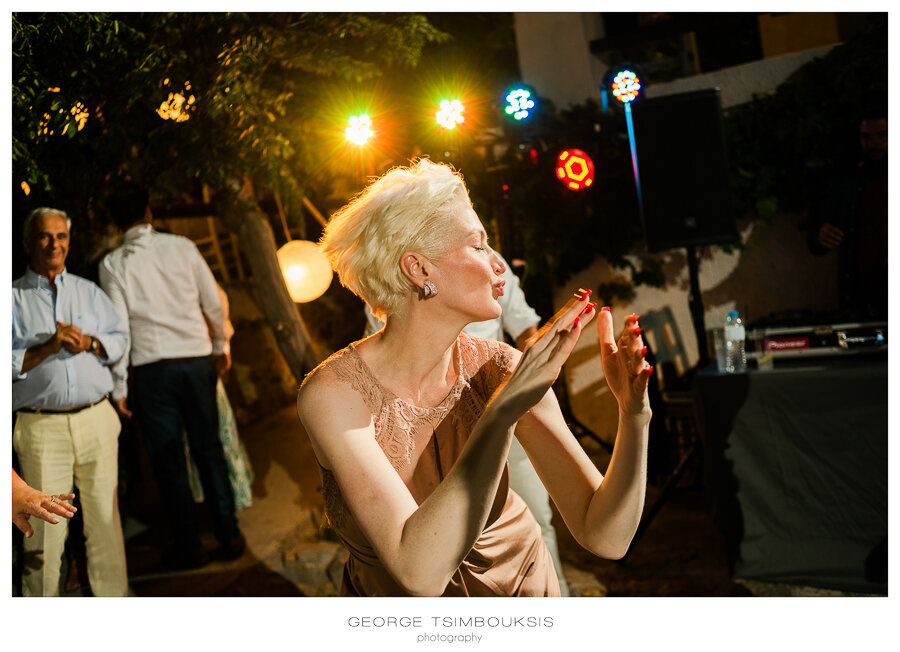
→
(299, 333, 560, 596)
(301, 332, 515, 528)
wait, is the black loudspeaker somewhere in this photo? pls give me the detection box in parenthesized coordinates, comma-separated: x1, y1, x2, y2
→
(630, 89, 737, 252)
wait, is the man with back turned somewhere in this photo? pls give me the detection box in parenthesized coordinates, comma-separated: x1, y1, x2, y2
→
(99, 185, 245, 568)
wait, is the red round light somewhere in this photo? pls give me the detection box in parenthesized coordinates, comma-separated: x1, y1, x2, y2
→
(555, 149, 595, 191)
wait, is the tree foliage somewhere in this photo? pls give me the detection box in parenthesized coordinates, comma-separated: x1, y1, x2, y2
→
(13, 12, 448, 219)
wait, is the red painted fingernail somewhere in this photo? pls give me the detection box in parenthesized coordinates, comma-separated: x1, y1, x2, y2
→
(634, 327, 642, 336)
(641, 346, 648, 357)
(601, 306, 611, 312)
(648, 366, 654, 376)
(580, 303, 595, 316)
(573, 317, 581, 329)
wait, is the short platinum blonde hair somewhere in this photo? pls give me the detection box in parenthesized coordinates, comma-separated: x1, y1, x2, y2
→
(23, 207, 72, 241)
(321, 158, 470, 320)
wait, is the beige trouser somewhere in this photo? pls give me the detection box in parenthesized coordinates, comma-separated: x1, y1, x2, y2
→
(13, 400, 128, 597)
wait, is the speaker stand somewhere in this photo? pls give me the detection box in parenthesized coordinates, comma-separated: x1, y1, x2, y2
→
(619, 433, 699, 564)
(619, 246, 709, 563)
(686, 245, 710, 368)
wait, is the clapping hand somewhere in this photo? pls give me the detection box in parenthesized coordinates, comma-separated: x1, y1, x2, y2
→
(497, 288, 598, 416)
(596, 310, 652, 419)
(56, 321, 90, 354)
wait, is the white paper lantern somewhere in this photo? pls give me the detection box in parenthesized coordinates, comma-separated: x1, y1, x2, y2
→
(276, 240, 333, 303)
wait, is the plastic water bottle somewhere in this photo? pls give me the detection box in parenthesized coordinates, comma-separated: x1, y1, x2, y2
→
(723, 310, 747, 373)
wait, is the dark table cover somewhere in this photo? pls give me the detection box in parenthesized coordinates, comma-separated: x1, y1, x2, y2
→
(692, 353, 887, 593)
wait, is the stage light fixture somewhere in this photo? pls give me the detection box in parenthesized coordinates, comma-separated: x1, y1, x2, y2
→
(436, 99, 464, 129)
(611, 69, 642, 104)
(555, 149, 595, 191)
(345, 114, 374, 145)
(504, 87, 536, 121)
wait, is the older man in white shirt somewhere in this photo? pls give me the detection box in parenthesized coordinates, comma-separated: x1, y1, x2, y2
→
(13, 207, 130, 596)
(99, 185, 243, 569)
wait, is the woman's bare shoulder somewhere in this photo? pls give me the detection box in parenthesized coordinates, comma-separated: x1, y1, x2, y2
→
(297, 348, 378, 470)
(297, 349, 366, 415)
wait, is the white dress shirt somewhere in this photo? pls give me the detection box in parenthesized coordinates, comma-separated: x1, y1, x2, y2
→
(99, 224, 226, 399)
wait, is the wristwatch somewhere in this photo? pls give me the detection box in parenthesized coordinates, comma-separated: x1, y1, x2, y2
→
(89, 337, 99, 353)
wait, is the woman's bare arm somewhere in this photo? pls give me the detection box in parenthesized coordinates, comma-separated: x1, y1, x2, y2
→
(514, 309, 651, 559)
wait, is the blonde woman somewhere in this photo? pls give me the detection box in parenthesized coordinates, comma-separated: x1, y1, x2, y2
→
(297, 159, 652, 596)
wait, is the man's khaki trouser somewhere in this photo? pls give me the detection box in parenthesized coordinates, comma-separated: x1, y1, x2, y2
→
(14, 400, 127, 597)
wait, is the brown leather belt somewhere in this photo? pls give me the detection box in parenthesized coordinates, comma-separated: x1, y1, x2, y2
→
(16, 394, 109, 415)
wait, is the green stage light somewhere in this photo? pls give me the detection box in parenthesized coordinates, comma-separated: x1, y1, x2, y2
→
(504, 88, 535, 121)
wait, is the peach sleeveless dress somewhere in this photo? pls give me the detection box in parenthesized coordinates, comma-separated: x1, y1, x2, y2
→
(304, 332, 560, 596)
